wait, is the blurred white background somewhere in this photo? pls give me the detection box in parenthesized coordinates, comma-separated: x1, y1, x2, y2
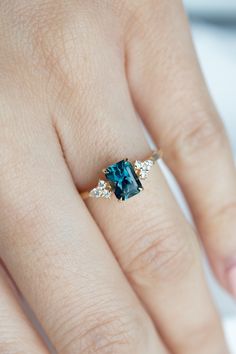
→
(185, 0, 236, 18)
(182, 0, 236, 351)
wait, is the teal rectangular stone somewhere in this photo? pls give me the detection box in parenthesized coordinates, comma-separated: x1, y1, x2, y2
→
(105, 160, 142, 201)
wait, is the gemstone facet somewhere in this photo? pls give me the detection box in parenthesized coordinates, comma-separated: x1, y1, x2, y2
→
(105, 160, 142, 200)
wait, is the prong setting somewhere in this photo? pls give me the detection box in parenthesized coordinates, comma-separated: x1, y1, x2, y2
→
(83, 150, 162, 202)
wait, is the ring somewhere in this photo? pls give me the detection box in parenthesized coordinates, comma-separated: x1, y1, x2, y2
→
(81, 149, 163, 201)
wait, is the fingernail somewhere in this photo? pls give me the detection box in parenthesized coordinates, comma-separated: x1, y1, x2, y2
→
(227, 263, 236, 298)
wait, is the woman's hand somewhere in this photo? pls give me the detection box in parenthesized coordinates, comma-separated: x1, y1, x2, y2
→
(0, 1, 235, 353)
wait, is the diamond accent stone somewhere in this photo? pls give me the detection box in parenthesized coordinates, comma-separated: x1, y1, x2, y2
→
(98, 180, 107, 189)
(89, 188, 102, 198)
(102, 189, 112, 199)
(89, 180, 112, 199)
(134, 159, 154, 180)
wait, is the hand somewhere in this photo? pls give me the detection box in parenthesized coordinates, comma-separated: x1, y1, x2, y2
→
(0, 1, 235, 353)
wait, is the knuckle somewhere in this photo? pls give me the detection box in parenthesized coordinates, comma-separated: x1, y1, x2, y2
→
(167, 110, 226, 164)
(56, 306, 144, 354)
(123, 214, 193, 285)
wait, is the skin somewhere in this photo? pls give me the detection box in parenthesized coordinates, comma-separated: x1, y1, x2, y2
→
(0, 0, 235, 353)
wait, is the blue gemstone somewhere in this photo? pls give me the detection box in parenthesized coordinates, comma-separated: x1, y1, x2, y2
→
(105, 160, 143, 200)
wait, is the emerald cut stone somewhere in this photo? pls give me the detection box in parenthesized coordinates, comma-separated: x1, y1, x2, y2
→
(105, 160, 143, 200)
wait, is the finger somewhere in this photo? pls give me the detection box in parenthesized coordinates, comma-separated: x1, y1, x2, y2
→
(126, 0, 236, 296)
(0, 262, 49, 353)
(55, 29, 229, 354)
(0, 110, 167, 354)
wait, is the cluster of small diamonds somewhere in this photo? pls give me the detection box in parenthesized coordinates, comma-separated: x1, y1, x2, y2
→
(89, 180, 112, 199)
(134, 159, 153, 180)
